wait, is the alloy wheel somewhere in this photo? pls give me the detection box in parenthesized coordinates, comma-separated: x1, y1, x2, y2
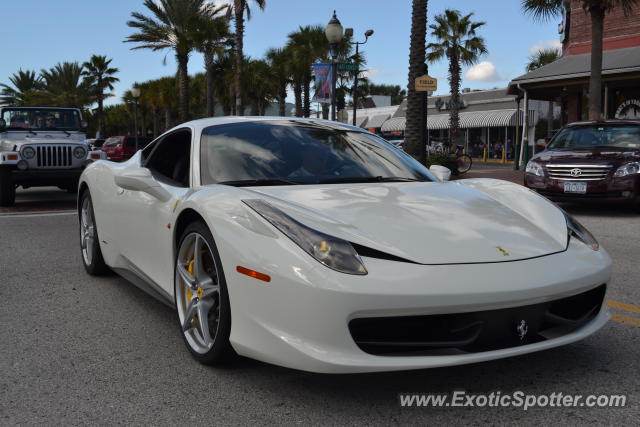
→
(175, 233, 221, 354)
(80, 197, 95, 265)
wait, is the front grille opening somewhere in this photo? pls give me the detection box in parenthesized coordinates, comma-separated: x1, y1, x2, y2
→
(546, 165, 612, 181)
(349, 284, 606, 356)
(35, 145, 73, 168)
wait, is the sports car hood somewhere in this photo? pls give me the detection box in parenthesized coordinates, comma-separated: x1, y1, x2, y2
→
(243, 179, 568, 264)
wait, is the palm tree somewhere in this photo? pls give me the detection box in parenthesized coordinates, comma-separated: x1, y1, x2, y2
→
(427, 9, 487, 144)
(244, 58, 274, 115)
(266, 48, 290, 116)
(40, 62, 92, 107)
(522, 0, 638, 120)
(0, 70, 43, 105)
(125, 0, 208, 122)
(404, 0, 428, 161)
(226, 0, 266, 116)
(286, 25, 328, 117)
(193, 6, 231, 117)
(526, 47, 560, 139)
(82, 55, 119, 138)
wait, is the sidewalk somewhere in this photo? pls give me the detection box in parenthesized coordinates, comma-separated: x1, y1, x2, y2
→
(454, 165, 525, 185)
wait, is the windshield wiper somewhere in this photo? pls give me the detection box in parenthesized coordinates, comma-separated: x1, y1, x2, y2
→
(318, 176, 425, 184)
(217, 178, 302, 187)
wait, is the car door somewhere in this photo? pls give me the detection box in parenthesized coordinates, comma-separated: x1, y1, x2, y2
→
(114, 127, 194, 294)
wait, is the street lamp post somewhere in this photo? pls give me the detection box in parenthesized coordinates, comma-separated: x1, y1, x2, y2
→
(325, 11, 344, 121)
(131, 85, 141, 149)
(346, 28, 374, 127)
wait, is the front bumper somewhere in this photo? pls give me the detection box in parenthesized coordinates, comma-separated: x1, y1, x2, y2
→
(223, 234, 612, 373)
(10, 167, 83, 186)
(525, 172, 640, 203)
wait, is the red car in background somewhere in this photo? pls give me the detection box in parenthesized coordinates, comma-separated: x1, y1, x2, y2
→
(101, 136, 152, 161)
(525, 120, 640, 208)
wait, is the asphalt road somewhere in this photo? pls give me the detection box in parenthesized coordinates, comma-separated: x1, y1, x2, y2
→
(1, 203, 639, 425)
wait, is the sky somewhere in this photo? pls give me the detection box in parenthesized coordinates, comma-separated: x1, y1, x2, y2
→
(0, 0, 561, 106)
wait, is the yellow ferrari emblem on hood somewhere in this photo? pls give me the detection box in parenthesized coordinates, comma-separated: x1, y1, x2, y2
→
(496, 247, 510, 256)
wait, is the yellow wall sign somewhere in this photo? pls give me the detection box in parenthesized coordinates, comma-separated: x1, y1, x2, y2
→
(415, 75, 437, 92)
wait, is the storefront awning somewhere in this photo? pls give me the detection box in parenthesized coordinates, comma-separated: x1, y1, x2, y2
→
(381, 109, 532, 132)
(508, 46, 640, 92)
(355, 115, 368, 128)
(365, 114, 391, 129)
(381, 117, 405, 132)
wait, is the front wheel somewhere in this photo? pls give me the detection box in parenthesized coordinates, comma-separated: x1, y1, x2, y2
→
(0, 167, 16, 207)
(457, 154, 473, 174)
(175, 222, 235, 365)
(79, 191, 110, 275)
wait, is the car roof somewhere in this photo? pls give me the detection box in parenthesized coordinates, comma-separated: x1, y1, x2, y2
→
(0, 106, 80, 110)
(174, 116, 369, 134)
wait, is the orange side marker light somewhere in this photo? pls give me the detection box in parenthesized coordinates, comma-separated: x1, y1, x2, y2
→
(236, 266, 271, 283)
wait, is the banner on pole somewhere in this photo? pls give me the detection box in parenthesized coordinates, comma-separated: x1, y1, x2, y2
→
(312, 63, 333, 104)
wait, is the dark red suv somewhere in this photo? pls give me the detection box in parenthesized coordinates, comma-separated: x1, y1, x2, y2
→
(524, 120, 640, 206)
(101, 136, 152, 162)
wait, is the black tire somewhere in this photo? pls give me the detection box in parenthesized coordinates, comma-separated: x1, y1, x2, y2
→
(175, 221, 235, 365)
(0, 167, 16, 207)
(79, 190, 110, 275)
(457, 154, 473, 174)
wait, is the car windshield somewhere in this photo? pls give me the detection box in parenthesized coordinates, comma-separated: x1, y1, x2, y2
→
(200, 121, 435, 185)
(548, 125, 640, 150)
(1, 108, 81, 131)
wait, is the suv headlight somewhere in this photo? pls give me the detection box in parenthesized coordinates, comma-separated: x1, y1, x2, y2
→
(564, 211, 599, 251)
(73, 146, 87, 159)
(21, 146, 35, 159)
(243, 199, 367, 275)
(525, 160, 544, 177)
(613, 162, 639, 177)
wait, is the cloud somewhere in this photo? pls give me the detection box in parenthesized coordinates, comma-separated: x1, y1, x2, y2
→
(529, 39, 562, 55)
(465, 61, 501, 82)
(360, 67, 380, 80)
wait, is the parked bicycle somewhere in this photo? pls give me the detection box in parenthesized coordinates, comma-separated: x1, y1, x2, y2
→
(431, 141, 473, 174)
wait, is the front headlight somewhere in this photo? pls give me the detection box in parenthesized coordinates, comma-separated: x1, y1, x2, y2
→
(243, 199, 367, 275)
(21, 146, 35, 159)
(73, 146, 87, 159)
(525, 160, 544, 177)
(613, 162, 639, 177)
(564, 211, 599, 251)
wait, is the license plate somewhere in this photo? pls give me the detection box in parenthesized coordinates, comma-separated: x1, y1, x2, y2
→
(564, 182, 587, 194)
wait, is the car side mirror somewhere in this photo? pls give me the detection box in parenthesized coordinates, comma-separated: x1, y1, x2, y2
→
(114, 167, 172, 202)
(80, 120, 88, 129)
(429, 165, 451, 182)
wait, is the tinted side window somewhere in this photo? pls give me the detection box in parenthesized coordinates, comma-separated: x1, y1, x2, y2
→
(145, 129, 192, 187)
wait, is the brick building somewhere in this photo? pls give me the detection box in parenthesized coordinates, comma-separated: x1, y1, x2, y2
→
(508, 0, 640, 126)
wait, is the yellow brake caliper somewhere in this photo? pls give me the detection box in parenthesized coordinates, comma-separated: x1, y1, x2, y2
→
(185, 259, 200, 328)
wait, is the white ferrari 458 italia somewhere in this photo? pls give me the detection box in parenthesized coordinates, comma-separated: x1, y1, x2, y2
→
(78, 117, 612, 373)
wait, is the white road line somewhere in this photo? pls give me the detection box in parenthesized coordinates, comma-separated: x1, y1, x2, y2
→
(0, 210, 76, 218)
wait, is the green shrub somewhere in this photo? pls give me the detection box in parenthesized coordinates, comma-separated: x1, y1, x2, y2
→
(425, 153, 460, 175)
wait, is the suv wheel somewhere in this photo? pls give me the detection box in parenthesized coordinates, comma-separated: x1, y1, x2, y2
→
(0, 166, 16, 207)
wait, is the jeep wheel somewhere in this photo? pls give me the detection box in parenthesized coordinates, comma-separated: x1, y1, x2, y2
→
(0, 167, 16, 207)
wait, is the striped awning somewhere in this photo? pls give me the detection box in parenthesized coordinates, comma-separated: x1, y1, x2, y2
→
(381, 109, 535, 132)
(366, 114, 391, 129)
(381, 117, 406, 132)
(355, 115, 368, 128)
